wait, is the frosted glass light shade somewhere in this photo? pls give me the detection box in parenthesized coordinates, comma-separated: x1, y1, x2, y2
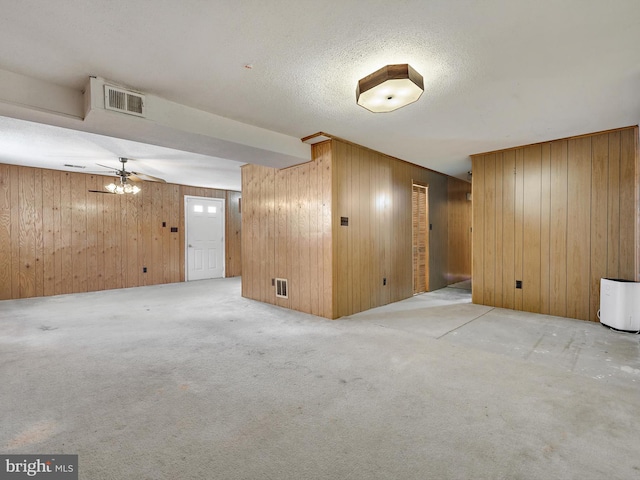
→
(356, 64, 424, 113)
(105, 181, 140, 194)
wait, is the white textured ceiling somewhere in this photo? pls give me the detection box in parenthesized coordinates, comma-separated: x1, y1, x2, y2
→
(0, 0, 639, 184)
(0, 116, 244, 190)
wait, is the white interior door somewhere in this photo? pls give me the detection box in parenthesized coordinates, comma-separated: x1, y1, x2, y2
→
(186, 196, 225, 281)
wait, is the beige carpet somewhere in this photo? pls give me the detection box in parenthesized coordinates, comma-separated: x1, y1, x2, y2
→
(1, 278, 639, 479)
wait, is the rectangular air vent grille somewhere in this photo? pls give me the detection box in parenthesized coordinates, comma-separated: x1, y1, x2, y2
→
(104, 85, 145, 117)
(275, 278, 288, 298)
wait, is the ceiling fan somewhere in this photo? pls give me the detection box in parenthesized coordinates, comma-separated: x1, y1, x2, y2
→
(88, 157, 166, 194)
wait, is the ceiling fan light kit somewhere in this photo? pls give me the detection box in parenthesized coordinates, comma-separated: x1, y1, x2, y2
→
(105, 180, 141, 195)
(98, 157, 166, 194)
(356, 64, 424, 113)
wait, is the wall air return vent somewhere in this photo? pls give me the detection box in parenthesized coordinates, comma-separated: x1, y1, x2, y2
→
(275, 278, 288, 299)
(104, 85, 145, 117)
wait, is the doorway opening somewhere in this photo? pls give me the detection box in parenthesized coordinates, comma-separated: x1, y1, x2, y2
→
(185, 196, 225, 281)
(412, 184, 429, 294)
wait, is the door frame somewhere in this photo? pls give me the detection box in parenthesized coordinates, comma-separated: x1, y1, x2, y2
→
(184, 195, 226, 281)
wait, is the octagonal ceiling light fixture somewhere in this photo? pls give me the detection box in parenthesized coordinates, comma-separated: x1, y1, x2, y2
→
(356, 64, 424, 113)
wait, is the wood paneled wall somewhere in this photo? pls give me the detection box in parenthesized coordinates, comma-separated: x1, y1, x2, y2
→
(0, 163, 241, 300)
(472, 127, 638, 321)
(448, 177, 472, 283)
(241, 142, 333, 317)
(241, 138, 471, 319)
(331, 139, 451, 317)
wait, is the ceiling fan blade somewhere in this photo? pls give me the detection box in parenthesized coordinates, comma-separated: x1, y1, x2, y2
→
(130, 171, 167, 183)
(88, 189, 115, 194)
(96, 163, 118, 171)
(85, 170, 118, 175)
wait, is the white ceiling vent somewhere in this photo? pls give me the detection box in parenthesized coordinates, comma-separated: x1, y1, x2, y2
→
(104, 85, 145, 117)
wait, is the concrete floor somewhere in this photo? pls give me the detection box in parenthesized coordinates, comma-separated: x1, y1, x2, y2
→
(1, 278, 639, 479)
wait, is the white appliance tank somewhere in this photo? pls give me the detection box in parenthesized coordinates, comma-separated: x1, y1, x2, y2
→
(599, 278, 640, 333)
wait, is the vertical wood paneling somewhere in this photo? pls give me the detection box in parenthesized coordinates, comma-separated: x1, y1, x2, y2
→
(299, 165, 311, 310)
(566, 137, 591, 320)
(241, 136, 457, 319)
(522, 145, 541, 313)
(539, 144, 551, 315)
(371, 155, 381, 305)
(494, 153, 504, 308)
(261, 171, 276, 301)
(391, 161, 410, 302)
(590, 134, 609, 321)
(102, 190, 118, 290)
(0, 163, 241, 300)
(447, 177, 472, 285)
(321, 143, 333, 318)
(308, 158, 320, 315)
(349, 144, 358, 311)
(514, 149, 524, 311)
(85, 176, 99, 292)
(473, 127, 637, 322)
(295, 141, 466, 313)
(275, 168, 289, 309)
(0, 164, 12, 300)
(237, 129, 542, 320)
(41, 169, 55, 297)
(290, 168, 301, 311)
(483, 154, 496, 305)
(140, 186, 152, 286)
(267, 170, 276, 302)
(53, 172, 63, 295)
(241, 156, 331, 316)
(18, 167, 36, 297)
(171, 185, 181, 281)
(607, 132, 621, 279)
(119, 191, 128, 286)
(549, 140, 568, 317)
(178, 188, 187, 283)
(369, 150, 381, 308)
(334, 141, 349, 316)
(162, 186, 173, 284)
(240, 166, 251, 299)
(619, 128, 635, 280)
(349, 146, 360, 312)
(71, 173, 88, 293)
(380, 156, 392, 307)
(432, 173, 451, 291)
(95, 182, 105, 291)
(10, 166, 20, 299)
(471, 156, 485, 304)
(253, 168, 264, 300)
(121, 195, 140, 287)
(501, 150, 516, 310)
(225, 190, 242, 277)
(34, 169, 44, 297)
(259, 169, 269, 302)
(358, 148, 371, 311)
(150, 183, 163, 285)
